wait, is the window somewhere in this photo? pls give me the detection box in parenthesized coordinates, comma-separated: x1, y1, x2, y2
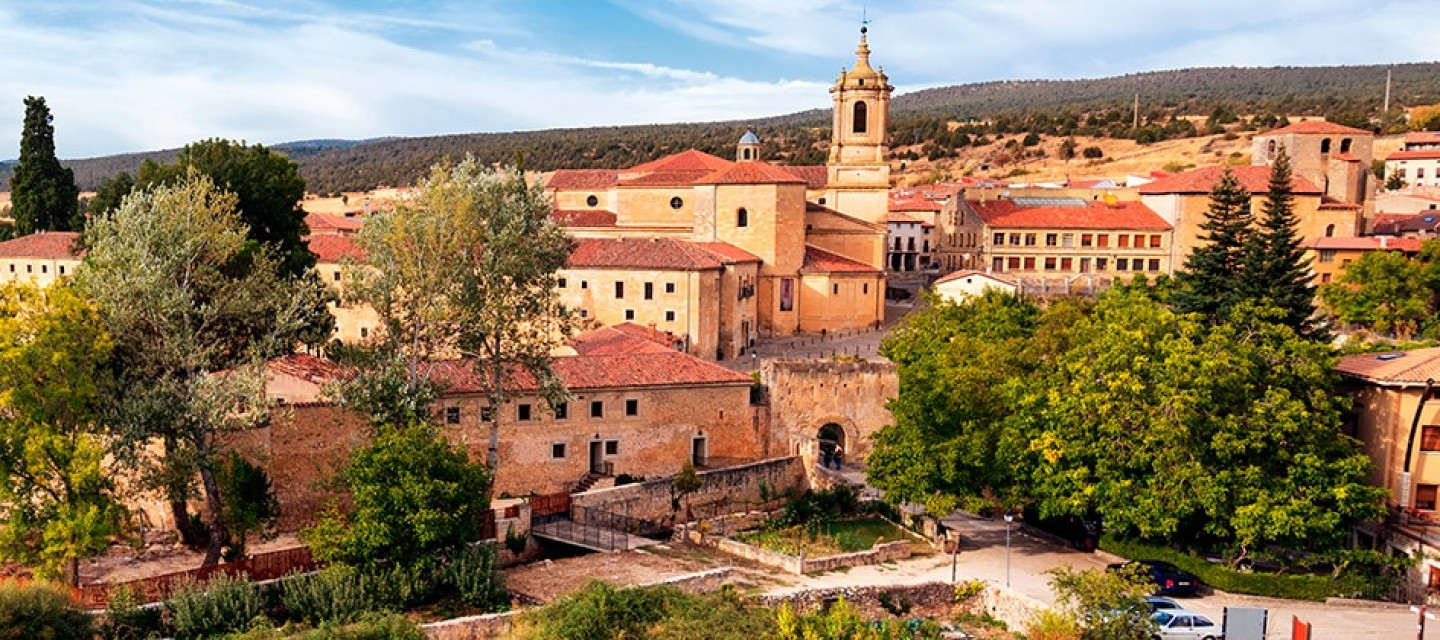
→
(1081, 234, 1093, 247)
(644, 282, 653, 300)
(1418, 484, 1438, 510)
(1319, 249, 1336, 263)
(1097, 234, 1109, 248)
(551, 443, 567, 459)
(1061, 233, 1074, 248)
(1149, 259, 1161, 272)
(26, 265, 32, 273)
(664, 310, 676, 322)
(1117, 258, 1130, 271)
(1024, 233, 1036, 246)
(586, 194, 599, 207)
(863, 283, 869, 294)
(1005, 257, 1020, 270)
(1009, 233, 1021, 245)
(1118, 235, 1130, 248)
(1321, 138, 1332, 154)
(605, 440, 619, 455)
(333, 270, 341, 282)
(1079, 258, 1091, 273)
(1422, 426, 1440, 452)
(445, 407, 460, 424)
(832, 284, 839, 295)
(625, 399, 639, 416)
(41, 265, 47, 273)
(480, 406, 494, 422)
(360, 327, 369, 338)
(624, 309, 635, 321)
(58, 266, 64, 275)
(665, 282, 676, 294)
(579, 309, 589, 318)
(993, 233, 1005, 246)
(1023, 257, 1035, 270)
(554, 402, 568, 420)
(1044, 257, 1057, 271)
(852, 101, 868, 134)
(590, 400, 604, 418)
(1149, 235, 1162, 248)
(993, 257, 1005, 272)
(1321, 273, 1332, 284)
(615, 282, 624, 298)
(1060, 257, 1072, 271)
(557, 277, 567, 288)
(1096, 258, 1108, 271)
(737, 208, 749, 227)
(518, 404, 532, 421)
(1341, 138, 1353, 153)
(1325, 224, 1335, 238)
(1045, 233, 1058, 247)
(779, 278, 794, 311)
(580, 280, 588, 289)
(1134, 234, 1145, 247)
(670, 197, 684, 209)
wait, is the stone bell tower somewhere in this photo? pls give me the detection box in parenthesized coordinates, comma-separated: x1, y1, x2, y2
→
(825, 26, 892, 226)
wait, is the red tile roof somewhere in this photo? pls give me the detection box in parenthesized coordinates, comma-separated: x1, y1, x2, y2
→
(691, 242, 762, 264)
(0, 231, 81, 259)
(1136, 165, 1323, 196)
(547, 170, 619, 190)
(306, 235, 364, 263)
(570, 323, 681, 356)
(890, 194, 943, 212)
(568, 237, 725, 270)
(805, 202, 887, 231)
(698, 162, 805, 185)
(552, 209, 618, 227)
(1405, 132, 1440, 145)
(1318, 196, 1362, 210)
(801, 246, 880, 274)
(1330, 152, 1361, 163)
(967, 199, 1172, 231)
(1264, 121, 1372, 136)
(267, 354, 349, 385)
(888, 212, 923, 224)
(617, 171, 714, 187)
(1386, 150, 1440, 161)
(627, 149, 733, 174)
(304, 212, 364, 234)
(786, 165, 829, 190)
(1302, 236, 1423, 252)
(933, 269, 1017, 286)
(1336, 347, 1440, 388)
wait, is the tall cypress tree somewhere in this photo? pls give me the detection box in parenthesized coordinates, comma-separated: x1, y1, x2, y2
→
(1173, 168, 1252, 321)
(9, 96, 79, 234)
(1242, 147, 1320, 337)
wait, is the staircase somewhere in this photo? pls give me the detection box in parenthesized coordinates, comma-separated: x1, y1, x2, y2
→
(572, 472, 605, 493)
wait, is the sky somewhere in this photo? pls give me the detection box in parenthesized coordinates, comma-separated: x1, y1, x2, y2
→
(3, 0, 1440, 160)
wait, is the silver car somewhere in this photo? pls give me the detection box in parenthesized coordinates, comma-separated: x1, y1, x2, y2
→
(1151, 609, 1222, 640)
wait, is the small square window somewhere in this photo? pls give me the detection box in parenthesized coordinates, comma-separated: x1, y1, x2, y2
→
(1118, 235, 1130, 248)
(1418, 484, 1438, 510)
(580, 309, 589, 318)
(554, 402, 569, 420)
(551, 443, 567, 459)
(665, 282, 676, 294)
(518, 403, 532, 421)
(360, 327, 369, 338)
(993, 233, 1005, 246)
(1006, 257, 1020, 270)
(624, 309, 635, 321)
(1150, 235, 1162, 248)
(1060, 257, 1072, 271)
(40, 265, 47, 274)
(1044, 257, 1056, 270)
(1081, 234, 1093, 247)
(605, 440, 619, 456)
(1097, 234, 1109, 248)
(1096, 258, 1108, 271)
(1024, 234, 1036, 246)
(1117, 258, 1130, 271)
(480, 406, 494, 422)
(333, 271, 341, 282)
(581, 280, 589, 289)
(1009, 233, 1020, 245)
(625, 399, 639, 416)
(445, 406, 460, 424)
(590, 400, 603, 418)
(665, 310, 676, 322)
(558, 277, 567, 288)
(1422, 425, 1440, 451)
(1045, 233, 1058, 247)
(1148, 259, 1161, 272)
(1023, 257, 1035, 270)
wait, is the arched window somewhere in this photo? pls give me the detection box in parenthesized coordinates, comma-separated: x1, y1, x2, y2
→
(1321, 138, 1332, 154)
(737, 208, 748, 228)
(1325, 224, 1335, 237)
(853, 101, 868, 134)
(742, 148, 752, 160)
(1341, 138, 1352, 153)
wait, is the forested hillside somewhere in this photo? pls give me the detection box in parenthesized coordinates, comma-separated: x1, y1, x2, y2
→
(7, 62, 1439, 195)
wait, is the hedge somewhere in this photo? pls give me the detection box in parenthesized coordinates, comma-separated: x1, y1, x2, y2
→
(1099, 536, 1377, 602)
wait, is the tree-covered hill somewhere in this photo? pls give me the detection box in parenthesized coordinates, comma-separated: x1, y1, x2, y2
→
(7, 62, 1440, 195)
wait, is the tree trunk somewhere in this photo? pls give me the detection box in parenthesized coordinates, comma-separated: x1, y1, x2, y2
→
(65, 557, 80, 588)
(172, 499, 200, 547)
(198, 464, 229, 567)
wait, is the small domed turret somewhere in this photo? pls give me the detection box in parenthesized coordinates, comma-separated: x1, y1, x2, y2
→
(736, 128, 761, 162)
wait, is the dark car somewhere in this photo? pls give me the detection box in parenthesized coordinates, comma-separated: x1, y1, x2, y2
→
(1106, 560, 1200, 596)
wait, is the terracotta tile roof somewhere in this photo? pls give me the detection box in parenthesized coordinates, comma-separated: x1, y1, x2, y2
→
(1336, 347, 1440, 388)
(570, 324, 681, 355)
(801, 246, 880, 274)
(1264, 121, 1372, 136)
(306, 235, 365, 263)
(0, 231, 81, 259)
(1137, 165, 1323, 196)
(1330, 152, 1361, 162)
(568, 237, 724, 270)
(1319, 196, 1362, 210)
(1302, 236, 1423, 252)
(888, 212, 923, 224)
(889, 194, 943, 212)
(1405, 132, 1440, 145)
(551, 209, 618, 227)
(1372, 212, 1440, 235)
(304, 212, 364, 234)
(805, 201, 888, 231)
(546, 170, 619, 190)
(691, 242, 762, 264)
(967, 199, 1172, 231)
(1386, 150, 1440, 161)
(786, 165, 829, 190)
(933, 269, 1017, 286)
(267, 354, 349, 385)
(617, 171, 713, 187)
(626, 149, 733, 174)
(698, 162, 805, 185)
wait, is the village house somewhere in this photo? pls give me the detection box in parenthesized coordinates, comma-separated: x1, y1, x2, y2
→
(954, 196, 1174, 282)
(1335, 348, 1440, 593)
(0, 230, 81, 286)
(885, 206, 933, 274)
(304, 233, 380, 345)
(931, 269, 1017, 303)
(1301, 235, 1425, 286)
(1251, 120, 1374, 208)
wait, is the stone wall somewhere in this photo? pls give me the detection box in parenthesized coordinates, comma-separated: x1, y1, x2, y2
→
(421, 610, 522, 640)
(688, 530, 911, 575)
(569, 456, 806, 525)
(975, 583, 1050, 633)
(763, 360, 897, 461)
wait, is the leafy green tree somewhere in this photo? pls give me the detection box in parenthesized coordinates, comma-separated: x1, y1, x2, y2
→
(0, 283, 125, 585)
(9, 96, 80, 234)
(301, 423, 491, 566)
(1319, 247, 1437, 338)
(1385, 171, 1407, 191)
(348, 157, 577, 471)
(1242, 148, 1320, 338)
(1173, 168, 1252, 321)
(673, 462, 702, 523)
(1046, 566, 1155, 640)
(76, 173, 331, 566)
(86, 171, 136, 218)
(216, 453, 279, 561)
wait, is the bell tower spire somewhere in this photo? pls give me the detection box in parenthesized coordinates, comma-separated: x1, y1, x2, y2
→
(824, 23, 892, 225)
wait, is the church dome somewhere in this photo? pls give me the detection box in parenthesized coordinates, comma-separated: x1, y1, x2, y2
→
(738, 130, 761, 145)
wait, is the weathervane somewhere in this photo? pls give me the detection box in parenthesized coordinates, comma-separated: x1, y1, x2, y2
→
(861, 3, 869, 32)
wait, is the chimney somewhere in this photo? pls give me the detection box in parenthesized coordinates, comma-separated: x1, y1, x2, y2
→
(648, 323, 657, 343)
(1380, 236, 1389, 249)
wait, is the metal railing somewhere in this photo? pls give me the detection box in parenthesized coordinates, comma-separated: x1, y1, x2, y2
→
(531, 506, 672, 552)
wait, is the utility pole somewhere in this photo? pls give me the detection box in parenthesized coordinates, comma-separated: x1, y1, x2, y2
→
(1133, 93, 1140, 130)
(1385, 69, 1393, 114)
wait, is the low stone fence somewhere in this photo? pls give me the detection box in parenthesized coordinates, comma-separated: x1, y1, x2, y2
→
(757, 582, 955, 613)
(570, 457, 805, 525)
(687, 528, 911, 575)
(975, 582, 1050, 632)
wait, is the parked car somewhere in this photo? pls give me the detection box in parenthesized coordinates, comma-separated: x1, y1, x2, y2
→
(1107, 560, 1201, 596)
(1150, 609, 1221, 640)
(1144, 596, 1183, 612)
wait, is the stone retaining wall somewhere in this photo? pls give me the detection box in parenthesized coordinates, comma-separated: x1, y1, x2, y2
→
(688, 529, 911, 575)
(570, 457, 805, 525)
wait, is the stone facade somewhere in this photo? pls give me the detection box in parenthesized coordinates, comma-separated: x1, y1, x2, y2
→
(569, 457, 807, 524)
(1252, 121, 1374, 206)
(763, 360, 898, 465)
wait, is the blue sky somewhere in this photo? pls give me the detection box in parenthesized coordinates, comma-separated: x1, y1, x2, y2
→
(3, 0, 1440, 159)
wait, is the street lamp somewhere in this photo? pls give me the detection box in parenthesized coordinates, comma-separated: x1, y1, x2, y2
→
(1003, 511, 1015, 589)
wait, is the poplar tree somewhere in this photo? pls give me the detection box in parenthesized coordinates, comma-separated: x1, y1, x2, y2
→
(1242, 148, 1320, 338)
(1172, 168, 1252, 321)
(9, 96, 80, 234)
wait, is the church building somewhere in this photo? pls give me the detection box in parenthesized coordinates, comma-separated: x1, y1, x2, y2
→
(545, 29, 892, 360)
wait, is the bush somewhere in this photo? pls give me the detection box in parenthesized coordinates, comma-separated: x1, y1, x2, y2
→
(365, 559, 437, 611)
(1082, 146, 1104, 159)
(444, 544, 508, 611)
(282, 565, 383, 626)
(1100, 536, 1361, 601)
(227, 612, 424, 639)
(0, 580, 94, 640)
(1026, 609, 1082, 640)
(101, 584, 165, 640)
(166, 572, 266, 638)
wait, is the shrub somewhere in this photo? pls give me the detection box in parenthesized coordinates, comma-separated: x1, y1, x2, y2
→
(0, 580, 94, 640)
(101, 584, 165, 640)
(366, 559, 437, 611)
(227, 612, 424, 640)
(282, 565, 382, 625)
(444, 544, 508, 611)
(953, 580, 985, 602)
(1026, 609, 1082, 640)
(166, 572, 266, 638)
(504, 525, 529, 555)
(1082, 146, 1104, 159)
(1100, 536, 1359, 601)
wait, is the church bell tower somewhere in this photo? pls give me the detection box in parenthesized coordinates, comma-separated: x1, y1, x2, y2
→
(825, 25, 892, 225)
